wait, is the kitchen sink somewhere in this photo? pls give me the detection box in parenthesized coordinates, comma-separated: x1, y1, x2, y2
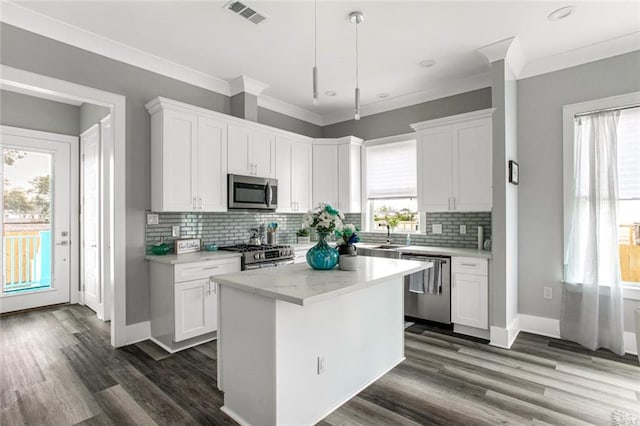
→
(376, 244, 408, 250)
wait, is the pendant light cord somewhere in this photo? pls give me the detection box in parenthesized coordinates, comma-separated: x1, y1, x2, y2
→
(355, 18, 359, 89)
(314, 0, 317, 68)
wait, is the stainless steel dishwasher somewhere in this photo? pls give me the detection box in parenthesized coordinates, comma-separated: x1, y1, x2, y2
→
(401, 253, 451, 324)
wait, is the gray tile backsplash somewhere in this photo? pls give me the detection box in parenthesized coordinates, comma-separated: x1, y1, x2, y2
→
(359, 212, 492, 249)
(145, 211, 491, 253)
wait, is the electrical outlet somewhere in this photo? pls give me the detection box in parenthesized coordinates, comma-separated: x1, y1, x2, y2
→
(172, 225, 180, 238)
(432, 224, 442, 234)
(543, 287, 553, 299)
(460, 225, 467, 234)
(317, 356, 326, 375)
(146, 213, 159, 225)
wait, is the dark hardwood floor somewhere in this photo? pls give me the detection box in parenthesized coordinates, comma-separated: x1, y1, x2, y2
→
(1, 304, 639, 425)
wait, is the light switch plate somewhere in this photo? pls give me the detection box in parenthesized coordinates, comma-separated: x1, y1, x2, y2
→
(146, 213, 159, 225)
(460, 225, 467, 234)
(172, 225, 180, 237)
(543, 287, 553, 299)
(317, 356, 326, 375)
(432, 224, 442, 234)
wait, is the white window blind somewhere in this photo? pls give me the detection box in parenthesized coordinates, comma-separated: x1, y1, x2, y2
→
(617, 107, 640, 200)
(366, 140, 416, 199)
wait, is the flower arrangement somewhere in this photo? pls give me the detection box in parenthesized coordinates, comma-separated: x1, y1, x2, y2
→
(302, 203, 344, 234)
(335, 223, 360, 246)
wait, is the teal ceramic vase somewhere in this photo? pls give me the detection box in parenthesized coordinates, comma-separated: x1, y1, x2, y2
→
(306, 232, 339, 270)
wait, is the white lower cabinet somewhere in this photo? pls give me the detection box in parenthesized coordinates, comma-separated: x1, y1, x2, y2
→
(174, 278, 217, 342)
(149, 257, 240, 352)
(451, 256, 488, 330)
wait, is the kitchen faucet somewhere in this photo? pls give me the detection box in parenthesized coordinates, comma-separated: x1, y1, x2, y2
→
(386, 224, 391, 244)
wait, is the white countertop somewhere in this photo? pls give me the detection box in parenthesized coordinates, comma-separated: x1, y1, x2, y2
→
(145, 251, 242, 264)
(213, 256, 430, 306)
(396, 245, 492, 259)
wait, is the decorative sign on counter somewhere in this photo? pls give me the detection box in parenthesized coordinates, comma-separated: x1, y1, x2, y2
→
(175, 238, 201, 254)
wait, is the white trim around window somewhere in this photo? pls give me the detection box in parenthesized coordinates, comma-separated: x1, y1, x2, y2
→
(562, 91, 640, 297)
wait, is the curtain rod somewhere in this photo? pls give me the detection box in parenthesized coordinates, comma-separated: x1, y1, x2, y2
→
(574, 103, 640, 118)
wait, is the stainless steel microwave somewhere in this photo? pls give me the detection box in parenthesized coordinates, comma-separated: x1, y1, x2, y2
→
(228, 174, 278, 211)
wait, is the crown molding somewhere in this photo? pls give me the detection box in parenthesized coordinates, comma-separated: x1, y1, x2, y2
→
(257, 94, 324, 126)
(519, 31, 640, 79)
(411, 107, 496, 132)
(478, 36, 526, 78)
(229, 75, 269, 97)
(321, 72, 493, 126)
(0, 81, 83, 106)
(0, 1, 232, 96)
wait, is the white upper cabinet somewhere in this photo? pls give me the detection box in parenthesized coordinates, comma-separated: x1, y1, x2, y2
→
(228, 123, 276, 178)
(312, 137, 362, 213)
(276, 136, 312, 213)
(412, 108, 494, 213)
(147, 99, 228, 212)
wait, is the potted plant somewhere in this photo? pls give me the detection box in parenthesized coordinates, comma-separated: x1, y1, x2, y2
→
(302, 204, 344, 270)
(335, 223, 360, 256)
(296, 227, 310, 244)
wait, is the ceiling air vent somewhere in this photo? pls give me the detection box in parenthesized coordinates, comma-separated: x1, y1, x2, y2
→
(225, 1, 268, 25)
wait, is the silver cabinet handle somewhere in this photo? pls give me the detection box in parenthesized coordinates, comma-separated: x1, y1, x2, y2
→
(198, 197, 203, 210)
(448, 197, 451, 211)
(56, 241, 69, 246)
(193, 196, 197, 210)
(213, 282, 217, 294)
(453, 197, 456, 210)
(461, 263, 477, 267)
(203, 266, 219, 270)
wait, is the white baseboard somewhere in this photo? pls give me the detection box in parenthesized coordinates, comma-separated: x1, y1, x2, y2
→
(125, 321, 150, 345)
(490, 316, 521, 349)
(518, 314, 561, 339)
(516, 314, 637, 355)
(624, 331, 638, 356)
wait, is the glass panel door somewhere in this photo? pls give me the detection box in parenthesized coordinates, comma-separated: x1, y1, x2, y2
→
(0, 131, 71, 313)
(3, 149, 53, 293)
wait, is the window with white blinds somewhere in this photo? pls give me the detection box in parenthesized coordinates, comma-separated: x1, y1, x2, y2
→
(366, 140, 416, 199)
(617, 107, 640, 201)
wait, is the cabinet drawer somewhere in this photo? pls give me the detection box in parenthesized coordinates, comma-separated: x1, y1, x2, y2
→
(452, 257, 487, 276)
(174, 258, 240, 283)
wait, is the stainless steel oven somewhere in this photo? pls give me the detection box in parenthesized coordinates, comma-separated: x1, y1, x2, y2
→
(228, 174, 277, 211)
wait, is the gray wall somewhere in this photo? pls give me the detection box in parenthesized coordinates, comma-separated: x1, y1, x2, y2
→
(79, 102, 110, 134)
(321, 88, 492, 140)
(258, 107, 322, 138)
(0, 89, 79, 135)
(0, 23, 324, 325)
(517, 50, 640, 332)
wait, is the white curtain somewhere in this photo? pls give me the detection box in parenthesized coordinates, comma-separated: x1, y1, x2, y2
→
(562, 110, 625, 356)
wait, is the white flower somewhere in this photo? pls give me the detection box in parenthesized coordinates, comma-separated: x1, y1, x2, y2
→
(302, 213, 313, 227)
(343, 223, 356, 234)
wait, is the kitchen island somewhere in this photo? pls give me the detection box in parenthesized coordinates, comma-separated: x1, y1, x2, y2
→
(212, 256, 430, 426)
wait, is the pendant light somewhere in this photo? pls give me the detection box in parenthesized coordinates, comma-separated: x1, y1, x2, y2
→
(312, 0, 319, 105)
(349, 11, 364, 120)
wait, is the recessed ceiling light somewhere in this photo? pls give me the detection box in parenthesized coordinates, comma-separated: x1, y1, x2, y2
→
(419, 59, 437, 68)
(548, 6, 576, 21)
(325, 91, 336, 97)
(377, 93, 390, 99)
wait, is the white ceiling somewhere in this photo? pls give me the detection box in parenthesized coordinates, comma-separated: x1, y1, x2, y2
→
(8, 1, 640, 123)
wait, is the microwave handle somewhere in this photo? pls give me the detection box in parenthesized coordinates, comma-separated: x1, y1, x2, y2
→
(265, 182, 272, 208)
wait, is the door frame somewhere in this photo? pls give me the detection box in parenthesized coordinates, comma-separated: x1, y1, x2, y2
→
(0, 126, 78, 309)
(0, 65, 127, 347)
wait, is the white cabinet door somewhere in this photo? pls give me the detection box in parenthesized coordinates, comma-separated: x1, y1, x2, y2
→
(161, 109, 197, 211)
(275, 137, 293, 212)
(417, 127, 452, 212)
(197, 116, 228, 212)
(453, 119, 492, 212)
(174, 279, 216, 342)
(252, 131, 276, 178)
(227, 124, 251, 175)
(312, 144, 339, 208)
(291, 142, 312, 212)
(451, 271, 488, 329)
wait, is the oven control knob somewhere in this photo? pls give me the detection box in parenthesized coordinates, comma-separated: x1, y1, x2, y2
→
(254, 254, 260, 259)
(260, 253, 264, 259)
